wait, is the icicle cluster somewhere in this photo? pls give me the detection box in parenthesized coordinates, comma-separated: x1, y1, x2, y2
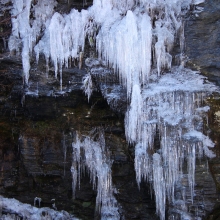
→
(125, 68, 217, 220)
(9, 0, 192, 91)
(94, 0, 193, 97)
(0, 0, 11, 16)
(71, 129, 119, 219)
(8, 0, 56, 84)
(35, 9, 89, 79)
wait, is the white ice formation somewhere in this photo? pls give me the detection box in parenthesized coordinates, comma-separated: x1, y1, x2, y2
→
(71, 129, 119, 220)
(9, 0, 195, 92)
(8, 0, 218, 219)
(0, 196, 78, 220)
(82, 73, 93, 102)
(9, 0, 57, 84)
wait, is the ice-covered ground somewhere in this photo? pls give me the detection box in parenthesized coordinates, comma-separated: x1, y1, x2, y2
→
(0, 196, 78, 220)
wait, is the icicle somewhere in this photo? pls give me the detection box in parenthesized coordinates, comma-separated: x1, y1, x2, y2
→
(82, 73, 93, 102)
(9, 0, 56, 85)
(128, 69, 217, 219)
(153, 153, 166, 220)
(71, 130, 119, 219)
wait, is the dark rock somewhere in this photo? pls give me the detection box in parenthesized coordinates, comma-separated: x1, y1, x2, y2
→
(185, 0, 220, 86)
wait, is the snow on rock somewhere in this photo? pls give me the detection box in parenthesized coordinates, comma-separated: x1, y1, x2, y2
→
(0, 196, 78, 220)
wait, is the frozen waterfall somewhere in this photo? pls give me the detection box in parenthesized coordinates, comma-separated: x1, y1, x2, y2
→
(126, 68, 216, 220)
(8, 0, 219, 219)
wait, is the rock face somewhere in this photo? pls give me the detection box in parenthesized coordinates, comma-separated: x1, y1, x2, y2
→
(185, 0, 220, 85)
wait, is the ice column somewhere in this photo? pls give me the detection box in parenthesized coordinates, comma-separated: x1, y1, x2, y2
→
(126, 70, 217, 220)
(9, 0, 56, 85)
(153, 153, 166, 220)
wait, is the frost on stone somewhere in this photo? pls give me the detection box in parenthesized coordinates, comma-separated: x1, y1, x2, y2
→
(71, 129, 120, 219)
(0, 0, 12, 17)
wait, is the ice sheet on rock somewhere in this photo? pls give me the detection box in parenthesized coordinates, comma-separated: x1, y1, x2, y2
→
(143, 67, 217, 96)
(0, 196, 78, 220)
(71, 129, 120, 219)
